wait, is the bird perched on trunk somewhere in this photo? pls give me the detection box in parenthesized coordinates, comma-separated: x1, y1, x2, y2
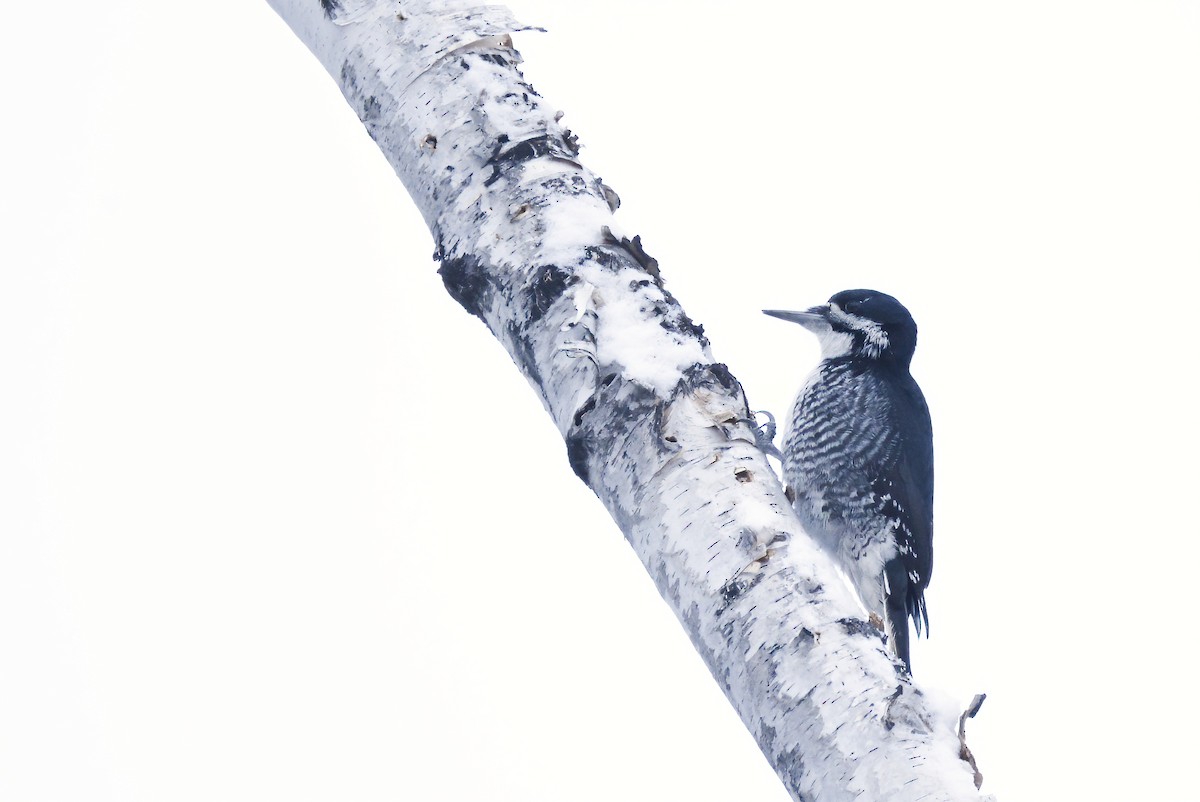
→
(764, 289, 933, 672)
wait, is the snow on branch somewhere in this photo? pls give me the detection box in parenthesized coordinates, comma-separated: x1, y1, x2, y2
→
(266, 2, 989, 799)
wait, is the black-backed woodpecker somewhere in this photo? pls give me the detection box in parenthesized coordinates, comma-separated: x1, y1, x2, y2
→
(764, 289, 933, 672)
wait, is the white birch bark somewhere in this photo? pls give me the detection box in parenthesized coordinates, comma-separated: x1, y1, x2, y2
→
(267, 2, 990, 800)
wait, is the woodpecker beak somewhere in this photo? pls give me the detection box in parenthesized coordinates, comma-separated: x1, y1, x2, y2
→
(763, 306, 830, 332)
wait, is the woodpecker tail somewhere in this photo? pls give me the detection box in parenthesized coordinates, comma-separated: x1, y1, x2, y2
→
(884, 559, 914, 673)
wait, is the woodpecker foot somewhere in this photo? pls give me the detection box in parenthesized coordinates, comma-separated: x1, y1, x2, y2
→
(868, 612, 886, 632)
(751, 410, 783, 459)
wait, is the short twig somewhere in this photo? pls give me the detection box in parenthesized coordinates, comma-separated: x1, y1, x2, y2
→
(957, 693, 987, 790)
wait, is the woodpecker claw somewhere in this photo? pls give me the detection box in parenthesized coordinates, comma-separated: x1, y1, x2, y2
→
(751, 410, 783, 459)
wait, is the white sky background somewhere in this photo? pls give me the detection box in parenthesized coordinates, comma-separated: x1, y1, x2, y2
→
(2, 1, 1198, 800)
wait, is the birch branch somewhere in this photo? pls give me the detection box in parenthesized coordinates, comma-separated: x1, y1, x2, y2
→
(266, 2, 988, 799)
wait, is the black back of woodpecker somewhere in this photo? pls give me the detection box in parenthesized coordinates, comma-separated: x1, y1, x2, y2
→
(764, 289, 933, 672)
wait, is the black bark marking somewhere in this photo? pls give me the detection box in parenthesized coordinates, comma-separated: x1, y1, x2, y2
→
(322, 0, 380, 25)
(718, 569, 764, 612)
(666, 310, 706, 343)
(757, 725, 810, 802)
(484, 134, 581, 187)
(703, 362, 739, 392)
(760, 722, 778, 754)
(794, 627, 817, 648)
(566, 373, 662, 491)
(338, 61, 386, 131)
(479, 53, 511, 68)
(566, 377, 609, 483)
(361, 95, 382, 123)
(562, 128, 581, 155)
(676, 364, 747, 423)
(838, 617, 879, 639)
(611, 277, 705, 348)
(736, 529, 757, 550)
(572, 396, 597, 429)
(340, 61, 361, 98)
(505, 321, 542, 387)
(438, 254, 492, 320)
(541, 173, 591, 198)
(776, 749, 809, 802)
(525, 265, 572, 325)
(587, 248, 617, 271)
(565, 430, 591, 483)
(600, 227, 660, 284)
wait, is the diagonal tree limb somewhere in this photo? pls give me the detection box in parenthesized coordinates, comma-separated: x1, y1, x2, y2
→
(266, 2, 988, 799)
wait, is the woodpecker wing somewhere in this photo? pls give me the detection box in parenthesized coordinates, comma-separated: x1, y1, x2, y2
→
(871, 367, 934, 635)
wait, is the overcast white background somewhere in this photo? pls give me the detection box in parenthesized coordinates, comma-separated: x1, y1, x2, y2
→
(2, 2, 1198, 800)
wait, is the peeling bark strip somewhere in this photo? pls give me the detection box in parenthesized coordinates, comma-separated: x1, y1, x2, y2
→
(266, 2, 988, 800)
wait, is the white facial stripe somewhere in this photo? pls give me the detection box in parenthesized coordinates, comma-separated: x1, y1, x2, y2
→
(815, 327, 854, 359)
(827, 302, 889, 358)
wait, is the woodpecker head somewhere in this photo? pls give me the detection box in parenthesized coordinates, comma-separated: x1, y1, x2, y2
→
(764, 289, 918, 367)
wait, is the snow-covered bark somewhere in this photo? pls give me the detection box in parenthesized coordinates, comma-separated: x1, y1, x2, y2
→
(267, 2, 988, 799)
